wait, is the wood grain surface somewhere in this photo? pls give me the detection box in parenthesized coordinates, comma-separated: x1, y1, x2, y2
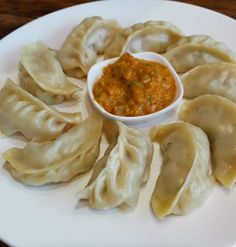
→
(0, 0, 235, 246)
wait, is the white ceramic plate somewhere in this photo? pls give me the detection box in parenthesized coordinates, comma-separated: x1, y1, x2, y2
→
(0, 1, 236, 246)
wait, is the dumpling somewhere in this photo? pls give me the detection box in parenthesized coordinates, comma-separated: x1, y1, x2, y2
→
(0, 79, 81, 141)
(179, 95, 236, 189)
(164, 35, 236, 73)
(181, 62, 236, 102)
(104, 20, 184, 59)
(78, 121, 153, 210)
(150, 123, 214, 219)
(19, 40, 80, 105)
(3, 114, 103, 186)
(58, 16, 121, 78)
(19, 41, 80, 105)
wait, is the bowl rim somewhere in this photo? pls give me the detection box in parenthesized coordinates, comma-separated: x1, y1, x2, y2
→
(87, 52, 183, 123)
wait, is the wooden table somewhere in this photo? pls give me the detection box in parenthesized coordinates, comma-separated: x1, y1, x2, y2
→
(0, 0, 235, 246)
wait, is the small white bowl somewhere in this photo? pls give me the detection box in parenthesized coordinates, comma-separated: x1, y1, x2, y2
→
(87, 52, 183, 127)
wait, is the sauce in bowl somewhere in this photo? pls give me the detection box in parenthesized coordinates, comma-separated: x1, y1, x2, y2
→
(93, 53, 176, 116)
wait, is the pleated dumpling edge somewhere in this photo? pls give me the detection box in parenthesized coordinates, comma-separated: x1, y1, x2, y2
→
(77, 121, 153, 210)
(3, 114, 103, 186)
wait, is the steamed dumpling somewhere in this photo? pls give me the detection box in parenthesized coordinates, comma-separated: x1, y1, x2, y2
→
(78, 121, 153, 210)
(151, 123, 214, 219)
(0, 79, 81, 141)
(3, 114, 103, 185)
(165, 35, 236, 73)
(105, 20, 184, 59)
(179, 95, 236, 189)
(19, 40, 80, 104)
(58, 16, 121, 78)
(182, 62, 236, 102)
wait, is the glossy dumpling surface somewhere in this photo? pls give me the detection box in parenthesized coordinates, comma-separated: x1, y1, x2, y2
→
(105, 20, 183, 59)
(78, 121, 153, 210)
(0, 79, 81, 141)
(58, 16, 121, 78)
(151, 123, 214, 219)
(19, 40, 80, 104)
(182, 62, 236, 102)
(3, 114, 103, 185)
(165, 35, 236, 73)
(179, 95, 236, 189)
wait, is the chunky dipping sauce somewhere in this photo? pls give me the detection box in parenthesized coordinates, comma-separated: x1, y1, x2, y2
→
(93, 53, 176, 116)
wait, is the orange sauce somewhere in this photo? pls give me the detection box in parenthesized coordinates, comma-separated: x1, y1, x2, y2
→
(93, 53, 176, 116)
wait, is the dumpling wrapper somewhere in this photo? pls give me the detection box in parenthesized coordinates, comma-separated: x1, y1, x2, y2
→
(105, 20, 184, 59)
(58, 16, 121, 78)
(179, 95, 236, 189)
(0, 79, 81, 142)
(19, 40, 80, 105)
(164, 35, 236, 73)
(78, 121, 153, 210)
(151, 123, 214, 219)
(182, 62, 236, 102)
(3, 114, 103, 186)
